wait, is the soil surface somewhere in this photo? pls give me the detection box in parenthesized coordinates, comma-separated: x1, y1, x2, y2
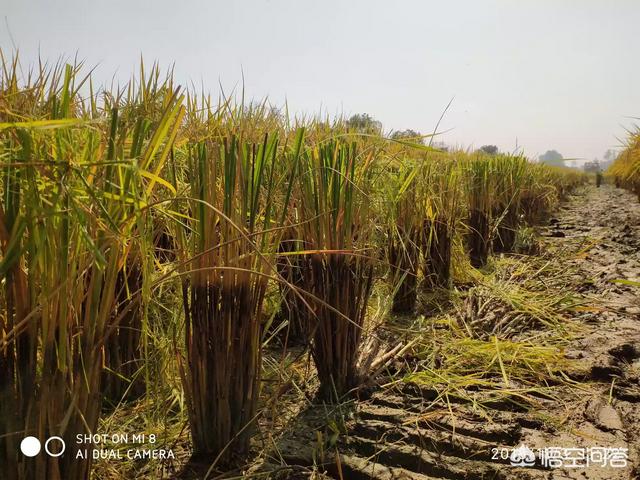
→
(265, 185, 640, 480)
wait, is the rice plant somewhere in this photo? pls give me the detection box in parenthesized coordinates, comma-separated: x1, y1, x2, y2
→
(420, 156, 461, 289)
(491, 155, 527, 253)
(608, 125, 640, 199)
(385, 163, 421, 313)
(519, 163, 557, 225)
(273, 225, 310, 345)
(174, 126, 301, 463)
(100, 64, 180, 405)
(296, 139, 376, 401)
(0, 57, 184, 480)
(465, 155, 493, 268)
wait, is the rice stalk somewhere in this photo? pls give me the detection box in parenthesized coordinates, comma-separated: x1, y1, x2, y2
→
(0, 57, 184, 480)
(296, 139, 376, 401)
(607, 125, 640, 200)
(420, 156, 461, 289)
(175, 127, 300, 463)
(491, 155, 527, 253)
(465, 155, 493, 268)
(385, 163, 420, 314)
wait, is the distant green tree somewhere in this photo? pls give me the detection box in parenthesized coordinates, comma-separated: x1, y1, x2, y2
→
(390, 129, 424, 144)
(479, 145, 499, 155)
(346, 113, 382, 134)
(538, 150, 565, 167)
(583, 160, 601, 173)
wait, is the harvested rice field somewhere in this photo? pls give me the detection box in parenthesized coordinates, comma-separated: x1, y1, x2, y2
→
(254, 184, 640, 480)
(1, 3, 639, 480)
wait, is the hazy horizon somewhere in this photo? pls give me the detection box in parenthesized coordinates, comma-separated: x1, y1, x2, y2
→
(2, 0, 639, 162)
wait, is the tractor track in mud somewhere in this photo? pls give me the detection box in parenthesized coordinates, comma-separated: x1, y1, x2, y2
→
(266, 185, 640, 480)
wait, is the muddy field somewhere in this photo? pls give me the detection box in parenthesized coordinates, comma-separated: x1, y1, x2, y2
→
(254, 185, 640, 480)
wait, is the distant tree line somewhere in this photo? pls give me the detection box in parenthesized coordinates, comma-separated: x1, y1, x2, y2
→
(538, 150, 565, 167)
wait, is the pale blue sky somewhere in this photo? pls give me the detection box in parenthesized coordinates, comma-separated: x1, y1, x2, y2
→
(2, 0, 638, 162)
